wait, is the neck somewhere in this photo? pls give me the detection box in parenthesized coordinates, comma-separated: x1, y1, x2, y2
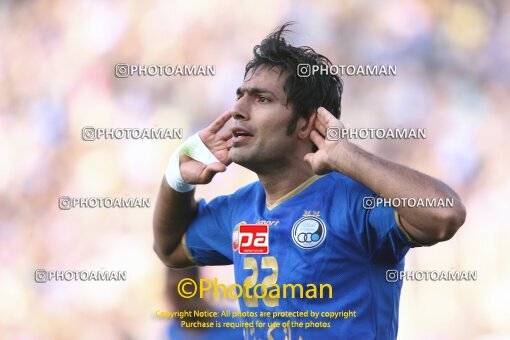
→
(258, 160, 316, 205)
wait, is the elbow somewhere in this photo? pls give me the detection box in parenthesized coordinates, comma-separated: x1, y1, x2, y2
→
(153, 243, 169, 266)
(153, 242, 189, 269)
(153, 243, 177, 268)
(434, 203, 466, 242)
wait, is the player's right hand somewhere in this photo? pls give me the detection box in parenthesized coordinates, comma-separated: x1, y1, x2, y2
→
(179, 111, 233, 185)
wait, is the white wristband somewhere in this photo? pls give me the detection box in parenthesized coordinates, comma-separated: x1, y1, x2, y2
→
(181, 133, 221, 165)
(165, 133, 221, 192)
(165, 150, 195, 192)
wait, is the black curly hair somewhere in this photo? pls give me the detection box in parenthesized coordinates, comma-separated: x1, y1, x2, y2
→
(245, 22, 343, 135)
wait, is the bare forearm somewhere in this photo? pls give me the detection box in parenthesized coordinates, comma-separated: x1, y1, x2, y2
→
(152, 111, 233, 267)
(329, 142, 466, 242)
(153, 178, 197, 260)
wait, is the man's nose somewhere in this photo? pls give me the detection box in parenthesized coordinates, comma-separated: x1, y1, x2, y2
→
(231, 98, 250, 121)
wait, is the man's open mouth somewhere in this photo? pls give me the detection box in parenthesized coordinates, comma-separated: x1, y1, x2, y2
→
(232, 127, 253, 144)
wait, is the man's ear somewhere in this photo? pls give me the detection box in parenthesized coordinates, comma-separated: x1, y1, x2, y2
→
(296, 110, 317, 140)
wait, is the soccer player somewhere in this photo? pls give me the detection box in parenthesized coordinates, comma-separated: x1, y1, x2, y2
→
(153, 23, 466, 339)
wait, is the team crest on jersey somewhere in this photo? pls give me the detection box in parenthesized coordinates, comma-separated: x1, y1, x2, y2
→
(291, 211, 327, 249)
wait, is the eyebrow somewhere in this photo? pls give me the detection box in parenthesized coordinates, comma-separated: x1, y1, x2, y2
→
(236, 87, 278, 99)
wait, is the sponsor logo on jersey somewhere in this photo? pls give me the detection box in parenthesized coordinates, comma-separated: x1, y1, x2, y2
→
(232, 224, 269, 254)
(233, 220, 276, 252)
(292, 214, 327, 249)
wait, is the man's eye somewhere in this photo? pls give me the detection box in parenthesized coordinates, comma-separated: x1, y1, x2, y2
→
(258, 96, 269, 103)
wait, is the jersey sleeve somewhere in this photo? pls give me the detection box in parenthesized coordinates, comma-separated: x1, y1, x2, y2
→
(343, 180, 424, 263)
(182, 195, 234, 266)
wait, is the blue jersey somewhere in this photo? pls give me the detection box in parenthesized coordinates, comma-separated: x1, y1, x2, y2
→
(183, 173, 422, 339)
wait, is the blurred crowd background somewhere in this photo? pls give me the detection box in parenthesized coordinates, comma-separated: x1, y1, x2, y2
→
(1, 0, 509, 339)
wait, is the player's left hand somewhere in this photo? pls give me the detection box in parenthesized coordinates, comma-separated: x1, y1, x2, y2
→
(304, 107, 351, 175)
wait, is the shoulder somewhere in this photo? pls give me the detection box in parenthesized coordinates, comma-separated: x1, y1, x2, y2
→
(321, 172, 372, 196)
(206, 180, 262, 207)
(232, 180, 263, 198)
